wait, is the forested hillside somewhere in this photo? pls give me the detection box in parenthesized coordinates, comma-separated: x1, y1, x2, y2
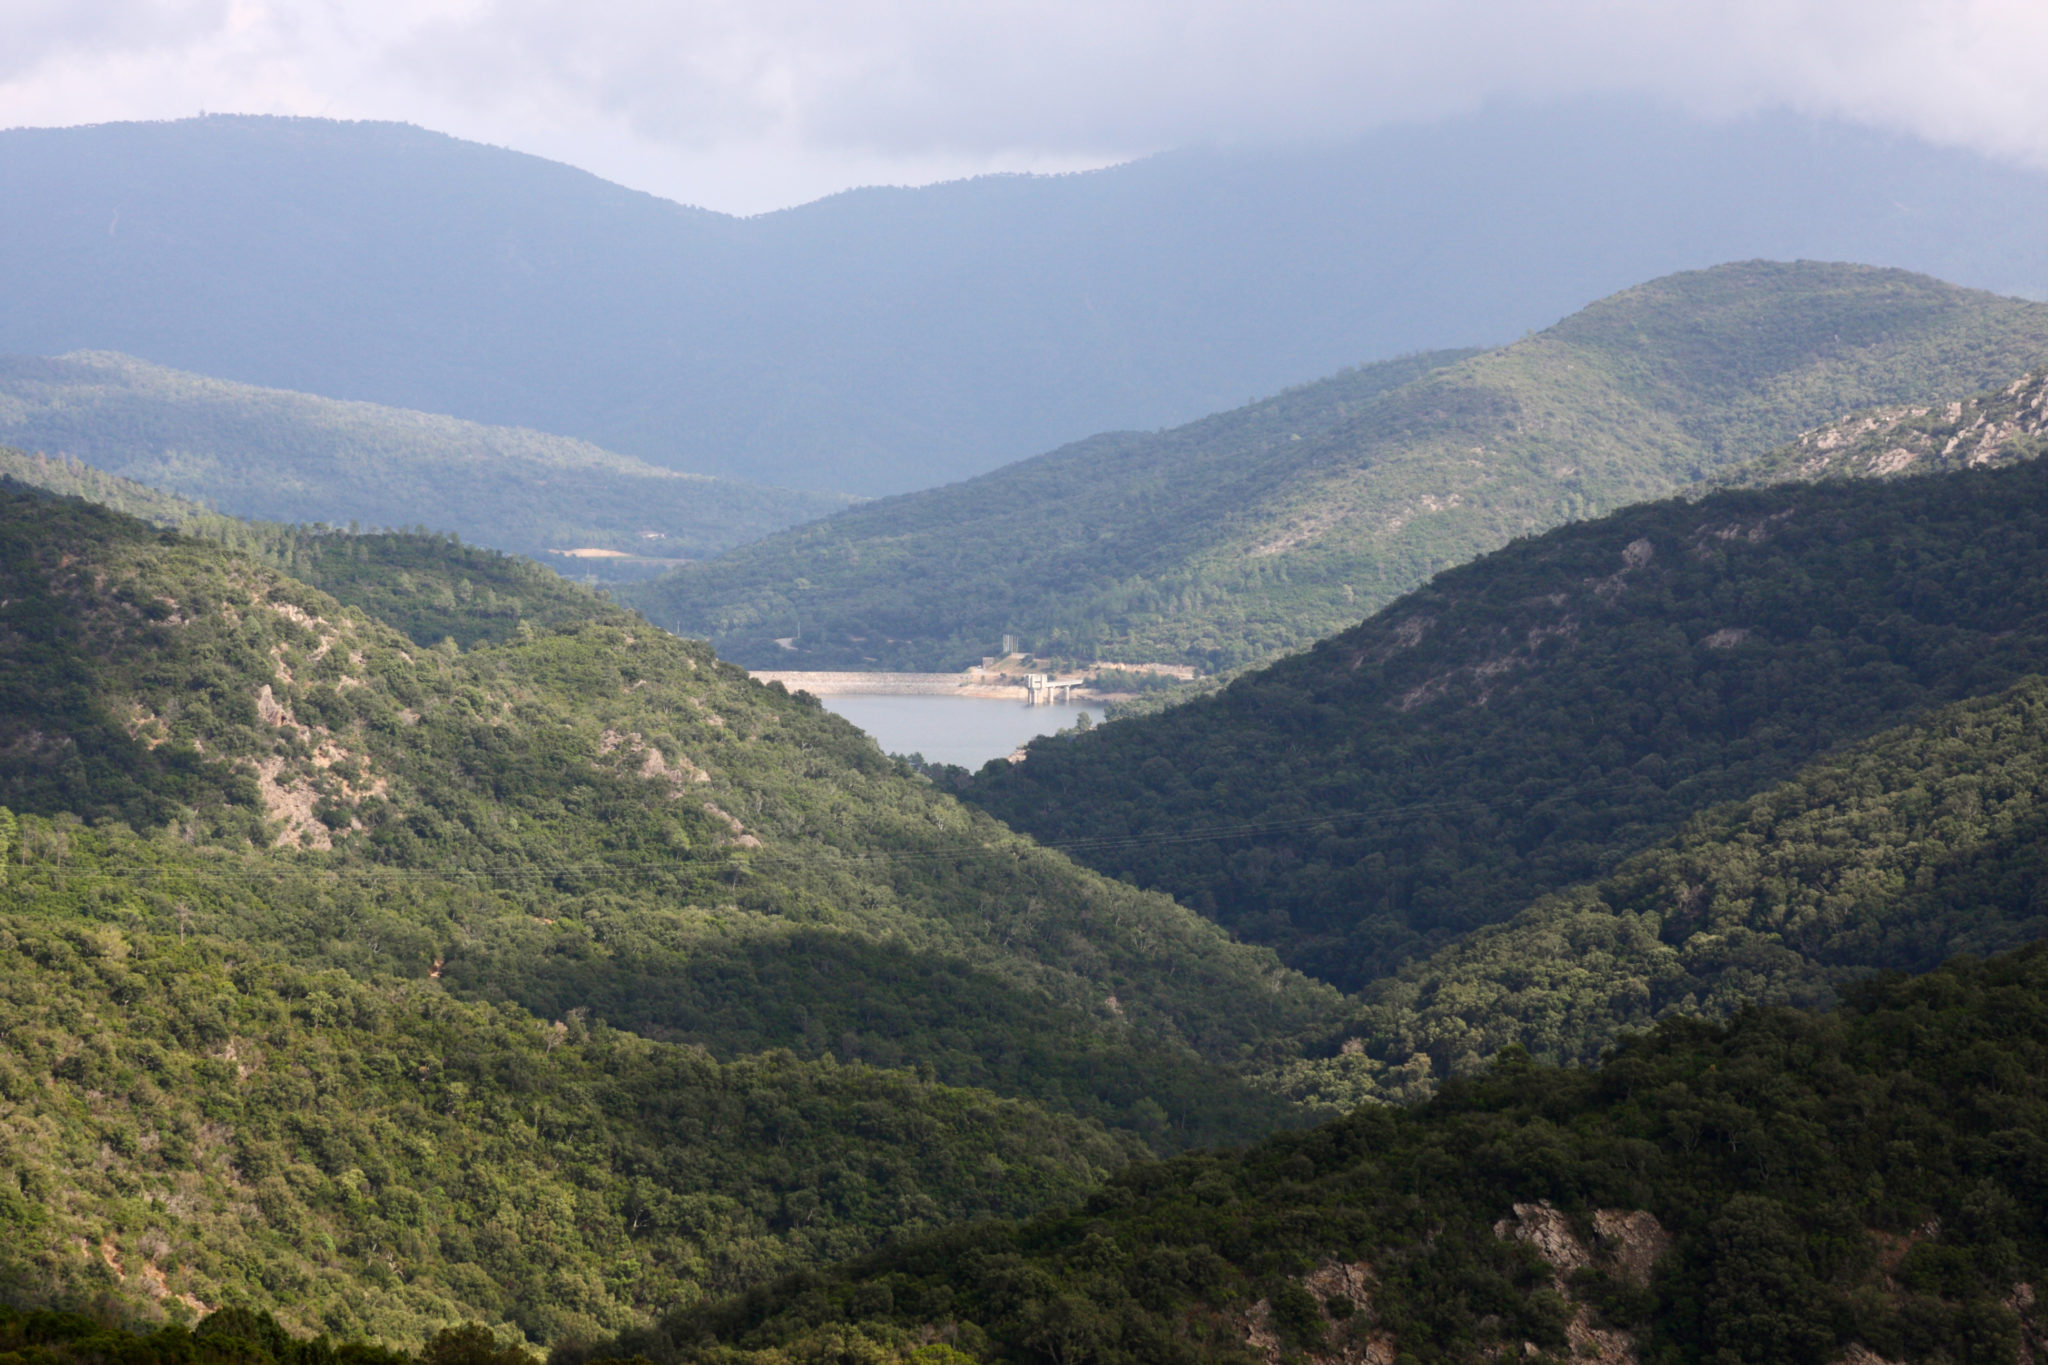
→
(628, 263, 2048, 670)
(0, 894, 1122, 1343)
(21, 454, 2048, 1360)
(1269, 676, 2048, 1108)
(607, 947, 2048, 1365)
(966, 457, 2048, 991)
(1, 447, 621, 647)
(0, 357, 848, 572)
(0, 487, 1345, 1338)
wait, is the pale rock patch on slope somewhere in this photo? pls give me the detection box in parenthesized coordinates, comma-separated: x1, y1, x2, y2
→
(1241, 1259, 1396, 1365)
(249, 681, 388, 850)
(598, 727, 711, 793)
(1494, 1201, 1668, 1364)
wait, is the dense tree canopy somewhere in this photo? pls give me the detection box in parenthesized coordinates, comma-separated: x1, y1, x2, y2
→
(968, 457, 2048, 992)
(0, 487, 1339, 1341)
(608, 947, 2048, 1365)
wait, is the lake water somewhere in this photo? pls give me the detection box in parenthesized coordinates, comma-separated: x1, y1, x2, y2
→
(821, 694, 1100, 769)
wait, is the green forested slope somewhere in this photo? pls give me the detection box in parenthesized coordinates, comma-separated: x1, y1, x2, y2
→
(0, 889, 1123, 1344)
(1268, 676, 2048, 1108)
(0, 487, 1339, 1134)
(966, 458, 2048, 992)
(627, 262, 2048, 670)
(1, 443, 683, 656)
(0, 357, 850, 571)
(611, 947, 2048, 1365)
(0, 487, 1346, 1340)
(2, 447, 614, 648)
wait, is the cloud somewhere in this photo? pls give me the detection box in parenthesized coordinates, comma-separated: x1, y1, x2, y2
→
(1, 0, 2046, 211)
(0, 0, 228, 80)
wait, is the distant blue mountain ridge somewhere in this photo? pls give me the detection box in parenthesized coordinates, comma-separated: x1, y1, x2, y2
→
(5, 101, 2048, 495)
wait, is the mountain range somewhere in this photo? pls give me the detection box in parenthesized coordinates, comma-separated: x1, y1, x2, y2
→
(12, 105, 2048, 494)
(14, 101, 2048, 1365)
(625, 261, 2048, 670)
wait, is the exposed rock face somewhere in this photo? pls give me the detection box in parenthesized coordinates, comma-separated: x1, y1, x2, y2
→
(701, 801, 762, 848)
(2009, 1281, 2043, 1365)
(1589, 1209, 1671, 1287)
(1241, 1260, 1396, 1365)
(1494, 1203, 1673, 1365)
(598, 727, 711, 792)
(1746, 369, 2048, 486)
(250, 658, 388, 850)
(1833, 1346, 1905, 1365)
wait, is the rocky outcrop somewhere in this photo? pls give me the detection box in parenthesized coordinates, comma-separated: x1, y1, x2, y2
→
(598, 727, 711, 793)
(1494, 1203, 1672, 1364)
(1745, 370, 2048, 486)
(1241, 1259, 1397, 1365)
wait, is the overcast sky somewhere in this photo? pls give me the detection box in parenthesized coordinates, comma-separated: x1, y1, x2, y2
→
(3, 0, 2045, 215)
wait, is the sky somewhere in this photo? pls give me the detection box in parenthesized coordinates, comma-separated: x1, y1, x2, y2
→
(4, 0, 2048, 215)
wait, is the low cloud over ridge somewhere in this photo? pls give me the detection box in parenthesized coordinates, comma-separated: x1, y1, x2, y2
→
(2, 0, 2045, 212)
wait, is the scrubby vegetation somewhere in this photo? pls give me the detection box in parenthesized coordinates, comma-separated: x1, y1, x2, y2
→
(629, 262, 2048, 670)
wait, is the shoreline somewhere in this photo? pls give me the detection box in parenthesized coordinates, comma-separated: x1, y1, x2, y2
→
(749, 670, 1125, 702)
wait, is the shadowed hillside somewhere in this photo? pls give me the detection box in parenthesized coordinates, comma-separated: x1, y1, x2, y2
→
(1269, 675, 2048, 1108)
(965, 456, 2048, 991)
(605, 947, 2048, 1365)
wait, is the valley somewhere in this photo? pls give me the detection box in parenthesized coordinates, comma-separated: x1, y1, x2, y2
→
(10, 364, 2048, 1358)
(8, 101, 2048, 1365)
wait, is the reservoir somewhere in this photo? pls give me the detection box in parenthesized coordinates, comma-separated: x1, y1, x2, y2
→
(821, 693, 1099, 769)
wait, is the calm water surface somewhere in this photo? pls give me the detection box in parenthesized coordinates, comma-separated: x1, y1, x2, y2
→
(821, 694, 1098, 769)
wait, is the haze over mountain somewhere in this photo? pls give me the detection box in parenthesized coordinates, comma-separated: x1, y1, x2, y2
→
(626, 263, 2048, 670)
(0, 352, 849, 573)
(12, 105, 2048, 494)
